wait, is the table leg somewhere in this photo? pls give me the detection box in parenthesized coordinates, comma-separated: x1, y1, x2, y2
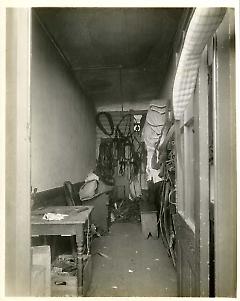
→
(76, 225, 84, 296)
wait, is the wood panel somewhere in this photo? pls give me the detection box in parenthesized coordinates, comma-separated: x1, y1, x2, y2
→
(31, 245, 51, 296)
(174, 213, 196, 297)
(214, 9, 236, 297)
(5, 8, 31, 296)
(175, 121, 184, 215)
(0, 8, 6, 298)
(194, 49, 210, 296)
(175, 47, 210, 297)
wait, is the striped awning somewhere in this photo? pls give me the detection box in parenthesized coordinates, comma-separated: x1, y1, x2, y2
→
(173, 8, 227, 120)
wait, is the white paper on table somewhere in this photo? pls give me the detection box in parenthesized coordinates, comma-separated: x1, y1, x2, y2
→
(42, 213, 69, 221)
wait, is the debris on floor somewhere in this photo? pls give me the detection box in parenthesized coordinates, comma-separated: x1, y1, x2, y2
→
(87, 222, 177, 297)
(91, 224, 101, 237)
(51, 254, 77, 275)
(51, 254, 78, 297)
(110, 198, 141, 223)
(111, 213, 116, 222)
(96, 251, 111, 260)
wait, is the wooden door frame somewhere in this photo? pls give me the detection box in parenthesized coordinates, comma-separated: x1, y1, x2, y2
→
(0, 7, 6, 297)
(5, 8, 31, 296)
(193, 49, 210, 296)
(2, 6, 236, 298)
(213, 9, 236, 297)
(175, 49, 210, 297)
(175, 9, 236, 297)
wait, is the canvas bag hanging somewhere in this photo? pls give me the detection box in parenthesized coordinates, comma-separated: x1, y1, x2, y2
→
(146, 104, 166, 135)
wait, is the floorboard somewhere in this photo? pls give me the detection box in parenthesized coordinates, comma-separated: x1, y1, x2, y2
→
(87, 222, 177, 297)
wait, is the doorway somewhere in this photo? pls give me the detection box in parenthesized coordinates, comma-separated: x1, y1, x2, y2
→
(4, 6, 236, 298)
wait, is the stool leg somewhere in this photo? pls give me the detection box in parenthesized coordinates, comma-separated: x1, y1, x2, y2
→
(70, 236, 77, 256)
(51, 236, 57, 261)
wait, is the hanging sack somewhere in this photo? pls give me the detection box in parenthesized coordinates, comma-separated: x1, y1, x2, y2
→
(79, 179, 98, 201)
(151, 113, 174, 169)
(85, 172, 99, 182)
(151, 150, 160, 170)
(146, 104, 166, 135)
(142, 123, 159, 150)
(151, 117, 167, 170)
(156, 125, 175, 166)
(159, 163, 165, 178)
(151, 149, 168, 170)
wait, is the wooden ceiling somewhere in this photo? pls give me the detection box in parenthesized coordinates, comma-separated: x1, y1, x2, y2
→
(35, 8, 184, 109)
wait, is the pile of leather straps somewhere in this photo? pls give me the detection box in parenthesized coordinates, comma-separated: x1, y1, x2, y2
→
(96, 112, 146, 185)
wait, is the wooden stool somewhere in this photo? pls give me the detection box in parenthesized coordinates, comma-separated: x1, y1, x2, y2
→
(140, 199, 158, 239)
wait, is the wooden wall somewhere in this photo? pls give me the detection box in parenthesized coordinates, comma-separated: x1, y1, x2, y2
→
(214, 9, 236, 297)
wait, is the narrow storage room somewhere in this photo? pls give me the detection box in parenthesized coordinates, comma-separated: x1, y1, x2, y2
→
(4, 5, 237, 298)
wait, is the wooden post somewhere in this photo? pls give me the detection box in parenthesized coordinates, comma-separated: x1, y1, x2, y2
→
(214, 9, 236, 297)
(5, 8, 31, 296)
(194, 48, 210, 296)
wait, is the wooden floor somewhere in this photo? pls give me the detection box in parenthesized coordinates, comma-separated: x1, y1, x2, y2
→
(87, 222, 177, 297)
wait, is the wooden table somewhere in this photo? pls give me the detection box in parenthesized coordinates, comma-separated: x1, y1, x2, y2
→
(31, 206, 93, 296)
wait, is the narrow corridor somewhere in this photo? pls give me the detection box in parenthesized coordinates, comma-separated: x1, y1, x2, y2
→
(87, 222, 177, 297)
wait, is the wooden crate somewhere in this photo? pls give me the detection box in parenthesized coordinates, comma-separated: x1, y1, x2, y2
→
(31, 245, 51, 296)
(31, 264, 46, 297)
